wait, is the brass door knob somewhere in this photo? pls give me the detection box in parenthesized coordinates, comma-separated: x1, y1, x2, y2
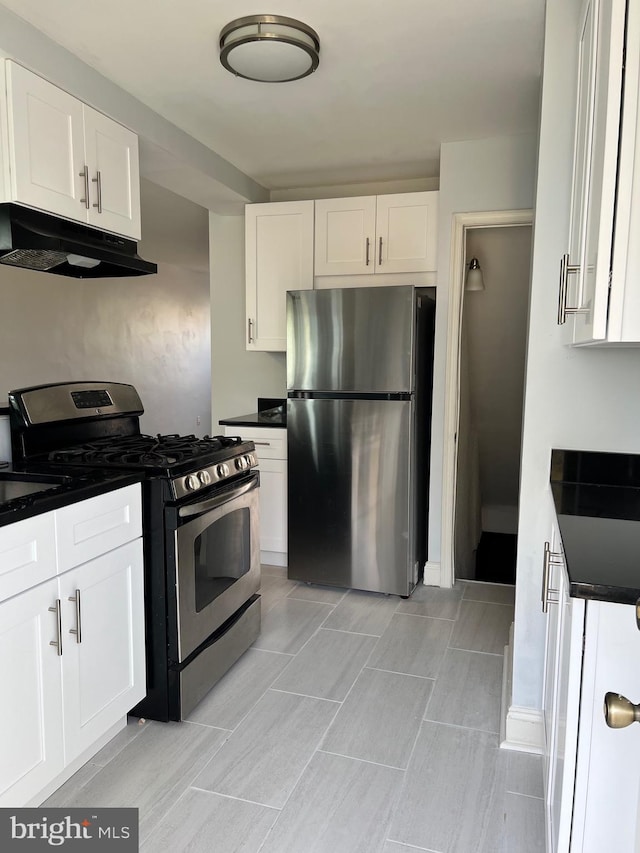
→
(604, 692, 640, 728)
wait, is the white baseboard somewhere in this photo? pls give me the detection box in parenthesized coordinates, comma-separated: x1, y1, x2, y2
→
(422, 560, 442, 587)
(261, 550, 287, 568)
(500, 623, 544, 754)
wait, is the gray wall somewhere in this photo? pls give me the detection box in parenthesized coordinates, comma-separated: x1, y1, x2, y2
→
(0, 182, 211, 437)
(514, 0, 640, 711)
(429, 134, 538, 566)
(464, 225, 531, 529)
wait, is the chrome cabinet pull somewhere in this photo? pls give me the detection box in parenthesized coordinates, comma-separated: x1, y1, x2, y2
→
(635, 597, 640, 631)
(248, 318, 255, 344)
(253, 441, 271, 446)
(541, 541, 562, 613)
(378, 236, 383, 266)
(68, 589, 82, 643)
(557, 253, 587, 324)
(365, 237, 370, 266)
(92, 170, 103, 213)
(79, 166, 90, 209)
(48, 599, 63, 656)
(604, 692, 640, 728)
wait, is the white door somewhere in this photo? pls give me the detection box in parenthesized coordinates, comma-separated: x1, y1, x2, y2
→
(572, 600, 640, 851)
(314, 196, 376, 275)
(0, 578, 64, 807)
(245, 200, 314, 351)
(258, 458, 288, 555)
(573, 0, 626, 343)
(5, 61, 86, 223)
(375, 192, 438, 273)
(59, 539, 145, 764)
(83, 105, 141, 239)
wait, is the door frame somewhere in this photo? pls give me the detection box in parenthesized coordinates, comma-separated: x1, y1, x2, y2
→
(439, 209, 534, 588)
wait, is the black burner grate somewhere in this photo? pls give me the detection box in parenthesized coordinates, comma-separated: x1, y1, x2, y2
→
(48, 433, 243, 468)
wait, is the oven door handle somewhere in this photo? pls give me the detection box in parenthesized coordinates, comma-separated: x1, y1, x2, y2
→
(178, 474, 258, 519)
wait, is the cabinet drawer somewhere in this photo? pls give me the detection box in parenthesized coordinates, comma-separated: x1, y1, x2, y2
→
(55, 484, 142, 572)
(0, 511, 57, 603)
(224, 426, 287, 460)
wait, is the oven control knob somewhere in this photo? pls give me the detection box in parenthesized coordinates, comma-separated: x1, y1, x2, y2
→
(235, 456, 248, 471)
(198, 470, 212, 486)
(216, 463, 229, 479)
(244, 454, 254, 468)
(185, 474, 200, 492)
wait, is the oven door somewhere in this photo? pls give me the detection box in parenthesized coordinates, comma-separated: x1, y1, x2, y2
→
(174, 471, 260, 662)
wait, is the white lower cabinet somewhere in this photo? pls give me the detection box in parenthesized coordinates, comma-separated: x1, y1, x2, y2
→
(0, 485, 145, 807)
(224, 425, 287, 565)
(59, 539, 145, 765)
(543, 505, 640, 850)
(0, 578, 64, 807)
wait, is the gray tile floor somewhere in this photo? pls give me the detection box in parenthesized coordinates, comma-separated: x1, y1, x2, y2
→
(45, 567, 545, 853)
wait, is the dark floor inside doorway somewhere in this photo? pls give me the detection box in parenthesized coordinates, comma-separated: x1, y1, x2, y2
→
(475, 531, 517, 585)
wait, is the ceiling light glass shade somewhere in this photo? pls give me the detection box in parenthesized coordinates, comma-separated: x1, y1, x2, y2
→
(219, 15, 320, 82)
(465, 257, 485, 291)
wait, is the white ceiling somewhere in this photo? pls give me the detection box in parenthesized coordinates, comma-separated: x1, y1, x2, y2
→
(0, 0, 545, 191)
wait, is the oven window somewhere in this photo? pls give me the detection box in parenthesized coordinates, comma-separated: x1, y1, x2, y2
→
(194, 507, 251, 612)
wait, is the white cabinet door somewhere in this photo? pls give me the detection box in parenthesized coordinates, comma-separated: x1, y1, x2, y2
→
(314, 196, 376, 275)
(258, 458, 287, 554)
(573, 0, 626, 344)
(59, 539, 145, 764)
(5, 61, 86, 223)
(375, 192, 438, 273)
(572, 600, 640, 851)
(0, 578, 64, 807)
(245, 201, 314, 351)
(83, 105, 141, 240)
(55, 484, 142, 573)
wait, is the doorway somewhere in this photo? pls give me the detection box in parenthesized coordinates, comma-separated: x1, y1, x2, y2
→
(454, 225, 532, 583)
(439, 210, 534, 589)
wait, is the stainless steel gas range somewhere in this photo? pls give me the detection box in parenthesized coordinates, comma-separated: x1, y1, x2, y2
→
(8, 381, 261, 721)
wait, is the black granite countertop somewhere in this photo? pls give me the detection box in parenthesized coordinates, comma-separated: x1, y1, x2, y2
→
(551, 450, 640, 604)
(0, 469, 143, 528)
(219, 398, 286, 429)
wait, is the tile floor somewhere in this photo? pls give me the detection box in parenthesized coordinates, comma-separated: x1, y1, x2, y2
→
(45, 567, 545, 853)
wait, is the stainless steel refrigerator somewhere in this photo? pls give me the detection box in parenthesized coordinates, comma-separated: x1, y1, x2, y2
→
(286, 285, 436, 596)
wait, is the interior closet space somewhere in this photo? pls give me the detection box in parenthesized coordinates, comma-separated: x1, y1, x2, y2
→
(454, 224, 532, 584)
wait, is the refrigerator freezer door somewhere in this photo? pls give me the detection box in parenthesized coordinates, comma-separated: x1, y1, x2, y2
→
(288, 397, 415, 595)
(287, 286, 415, 393)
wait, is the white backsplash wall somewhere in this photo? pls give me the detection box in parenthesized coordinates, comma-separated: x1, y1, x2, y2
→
(0, 260, 211, 437)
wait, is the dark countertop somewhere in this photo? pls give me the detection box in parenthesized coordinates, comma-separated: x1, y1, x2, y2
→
(551, 449, 640, 604)
(0, 469, 143, 528)
(220, 399, 286, 429)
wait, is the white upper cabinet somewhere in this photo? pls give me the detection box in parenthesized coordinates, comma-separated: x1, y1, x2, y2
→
(245, 200, 314, 352)
(315, 191, 438, 276)
(4, 61, 141, 239)
(560, 0, 640, 343)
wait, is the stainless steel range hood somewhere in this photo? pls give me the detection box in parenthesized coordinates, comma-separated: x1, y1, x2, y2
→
(0, 203, 157, 278)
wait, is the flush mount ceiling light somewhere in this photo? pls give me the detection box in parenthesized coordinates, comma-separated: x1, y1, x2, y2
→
(219, 14, 320, 82)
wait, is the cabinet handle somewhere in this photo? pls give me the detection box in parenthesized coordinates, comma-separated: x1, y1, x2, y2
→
(604, 692, 640, 728)
(68, 589, 82, 644)
(92, 171, 103, 213)
(541, 541, 562, 613)
(635, 597, 640, 631)
(254, 441, 271, 446)
(248, 318, 255, 344)
(378, 236, 383, 266)
(365, 237, 370, 266)
(79, 166, 90, 209)
(48, 599, 63, 656)
(557, 253, 587, 324)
